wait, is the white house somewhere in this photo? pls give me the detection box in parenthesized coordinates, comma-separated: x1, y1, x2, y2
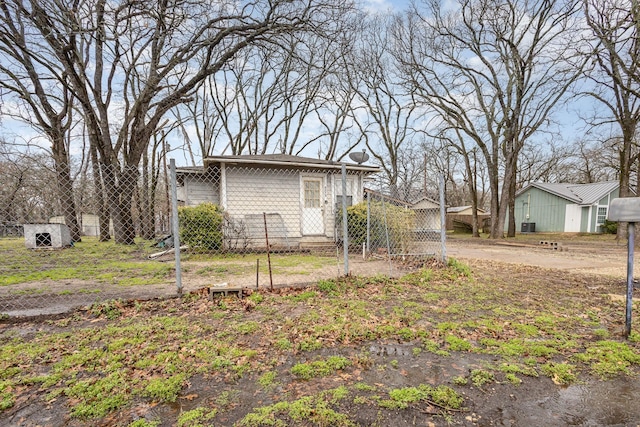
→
(177, 154, 379, 249)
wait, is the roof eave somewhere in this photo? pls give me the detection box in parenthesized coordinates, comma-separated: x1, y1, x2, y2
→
(204, 157, 380, 172)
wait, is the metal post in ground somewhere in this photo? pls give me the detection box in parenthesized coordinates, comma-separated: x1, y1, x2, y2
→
(341, 164, 349, 276)
(170, 159, 182, 296)
(439, 175, 447, 263)
(366, 193, 371, 255)
(381, 194, 392, 276)
(606, 197, 640, 339)
(263, 212, 274, 291)
(625, 222, 635, 338)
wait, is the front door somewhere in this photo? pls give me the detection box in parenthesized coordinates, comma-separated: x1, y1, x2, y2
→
(302, 178, 325, 235)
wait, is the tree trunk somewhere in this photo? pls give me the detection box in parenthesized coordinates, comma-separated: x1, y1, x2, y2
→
(52, 138, 82, 242)
(114, 165, 139, 245)
(488, 163, 502, 239)
(139, 152, 155, 240)
(462, 148, 480, 237)
(55, 161, 82, 243)
(90, 145, 111, 241)
(616, 126, 634, 241)
(506, 175, 517, 238)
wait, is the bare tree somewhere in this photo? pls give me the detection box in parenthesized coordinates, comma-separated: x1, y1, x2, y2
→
(311, 72, 363, 161)
(573, 138, 620, 183)
(0, 0, 353, 244)
(517, 141, 573, 185)
(0, 11, 83, 240)
(348, 14, 419, 199)
(424, 129, 485, 236)
(0, 141, 62, 225)
(584, 0, 640, 240)
(395, 0, 585, 238)
(182, 26, 351, 159)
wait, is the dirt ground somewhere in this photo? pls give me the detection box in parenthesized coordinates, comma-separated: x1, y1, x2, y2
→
(448, 235, 635, 278)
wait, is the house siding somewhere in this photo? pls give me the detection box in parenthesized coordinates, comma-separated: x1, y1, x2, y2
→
(511, 187, 570, 232)
(180, 175, 219, 206)
(590, 188, 618, 232)
(580, 207, 590, 233)
(589, 206, 598, 232)
(225, 168, 302, 244)
(178, 163, 375, 248)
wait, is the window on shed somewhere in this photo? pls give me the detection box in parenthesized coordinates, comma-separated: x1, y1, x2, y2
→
(597, 206, 607, 224)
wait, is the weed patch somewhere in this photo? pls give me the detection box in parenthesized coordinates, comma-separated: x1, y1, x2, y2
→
(574, 340, 640, 378)
(291, 356, 351, 380)
(541, 362, 577, 385)
(177, 407, 217, 427)
(379, 384, 463, 410)
(237, 388, 354, 427)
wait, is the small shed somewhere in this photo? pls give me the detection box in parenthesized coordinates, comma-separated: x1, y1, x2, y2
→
(412, 197, 442, 232)
(23, 223, 72, 249)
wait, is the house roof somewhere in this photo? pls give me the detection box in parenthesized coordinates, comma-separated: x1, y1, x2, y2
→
(447, 205, 487, 214)
(519, 181, 619, 205)
(203, 154, 380, 173)
(412, 197, 441, 209)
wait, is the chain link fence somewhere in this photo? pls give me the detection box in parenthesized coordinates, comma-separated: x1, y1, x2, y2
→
(0, 156, 445, 316)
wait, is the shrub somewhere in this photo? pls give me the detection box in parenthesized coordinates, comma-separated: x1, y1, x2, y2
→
(342, 201, 415, 252)
(601, 220, 617, 234)
(178, 203, 224, 251)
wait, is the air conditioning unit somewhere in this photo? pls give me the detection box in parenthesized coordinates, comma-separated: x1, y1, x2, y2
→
(521, 222, 536, 233)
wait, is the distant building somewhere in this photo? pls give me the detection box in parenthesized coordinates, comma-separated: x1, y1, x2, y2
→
(446, 206, 489, 232)
(50, 213, 114, 237)
(510, 181, 619, 233)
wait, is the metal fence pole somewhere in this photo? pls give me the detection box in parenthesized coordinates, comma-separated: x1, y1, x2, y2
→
(439, 174, 447, 263)
(366, 194, 371, 254)
(341, 164, 349, 276)
(625, 222, 635, 338)
(381, 195, 393, 276)
(170, 159, 182, 295)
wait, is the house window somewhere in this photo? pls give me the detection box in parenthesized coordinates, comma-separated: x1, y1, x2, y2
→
(335, 176, 355, 210)
(335, 177, 355, 198)
(304, 180, 321, 208)
(597, 206, 607, 225)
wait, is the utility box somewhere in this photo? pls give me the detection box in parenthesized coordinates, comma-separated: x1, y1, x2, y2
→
(521, 222, 536, 233)
(608, 198, 640, 222)
(23, 223, 72, 249)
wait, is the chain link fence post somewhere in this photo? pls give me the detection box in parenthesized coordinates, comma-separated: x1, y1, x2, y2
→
(341, 163, 349, 276)
(170, 159, 182, 296)
(439, 174, 447, 263)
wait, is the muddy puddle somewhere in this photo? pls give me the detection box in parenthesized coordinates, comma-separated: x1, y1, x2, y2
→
(503, 378, 640, 426)
(363, 343, 640, 426)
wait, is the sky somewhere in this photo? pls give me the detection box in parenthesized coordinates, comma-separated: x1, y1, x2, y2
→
(0, 0, 615, 170)
(363, 0, 408, 13)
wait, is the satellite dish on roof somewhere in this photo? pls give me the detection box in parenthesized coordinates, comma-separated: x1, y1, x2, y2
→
(349, 149, 369, 164)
